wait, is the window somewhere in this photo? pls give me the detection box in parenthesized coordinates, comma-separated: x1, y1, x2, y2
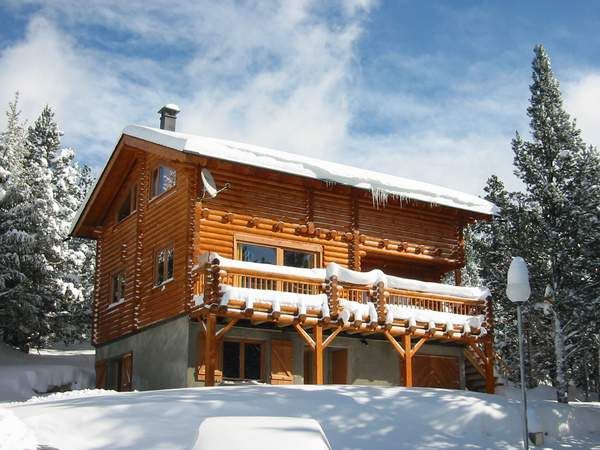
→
(283, 249, 315, 268)
(236, 239, 320, 292)
(111, 271, 126, 304)
(237, 242, 319, 269)
(155, 246, 174, 286)
(239, 243, 277, 265)
(151, 165, 176, 198)
(222, 341, 263, 380)
(117, 185, 137, 222)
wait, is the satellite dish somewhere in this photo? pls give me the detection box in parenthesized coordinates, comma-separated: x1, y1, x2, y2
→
(201, 168, 230, 200)
(201, 168, 218, 198)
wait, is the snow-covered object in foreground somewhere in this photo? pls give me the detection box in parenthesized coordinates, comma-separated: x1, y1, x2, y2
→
(194, 416, 331, 450)
(3, 385, 599, 450)
(122, 125, 498, 216)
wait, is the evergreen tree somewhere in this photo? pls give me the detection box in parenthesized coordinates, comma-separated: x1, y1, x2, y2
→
(0, 102, 96, 349)
(473, 45, 600, 402)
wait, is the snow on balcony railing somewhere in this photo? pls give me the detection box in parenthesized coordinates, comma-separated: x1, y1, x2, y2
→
(193, 252, 489, 336)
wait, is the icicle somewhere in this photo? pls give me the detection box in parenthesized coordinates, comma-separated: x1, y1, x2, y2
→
(371, 187, 389, 209)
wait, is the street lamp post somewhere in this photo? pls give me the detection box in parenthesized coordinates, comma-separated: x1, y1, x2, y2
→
(507, 256, 531, 450)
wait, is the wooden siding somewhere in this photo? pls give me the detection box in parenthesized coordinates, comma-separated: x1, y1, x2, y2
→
(94, 152, 195, 344)
(93, 142, 472, 345)
(94, 159, 141, 343)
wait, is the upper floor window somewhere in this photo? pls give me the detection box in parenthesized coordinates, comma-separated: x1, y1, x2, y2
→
(238, 242, 318, 269)
(117, 185, 137, 222)
(151, 165, 176, 198)
(155, 246, 174, 286)
(111, 271, 126, 304)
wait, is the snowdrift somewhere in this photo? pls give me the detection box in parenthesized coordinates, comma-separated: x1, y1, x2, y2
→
(2, 385, 599, 450)
(0, 344, 95, 402)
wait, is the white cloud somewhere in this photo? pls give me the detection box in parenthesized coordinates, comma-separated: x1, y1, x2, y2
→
(1, 0, 576, 199)
(0, 1, 373, 166)
(564, 73, 600, 148)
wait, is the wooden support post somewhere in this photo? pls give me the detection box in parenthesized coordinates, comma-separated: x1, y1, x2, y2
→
(323, 326, 343, 349)
(403, 334, 413, 388)
(383, 330, 405, 358)
(326, 275, 339, 319)
(484, 295, 496, 394)
(374, 281, 387, 325)
(204, 313, 217, 387)
(313, 323, 324, 385)
(484, 336, 495, 394)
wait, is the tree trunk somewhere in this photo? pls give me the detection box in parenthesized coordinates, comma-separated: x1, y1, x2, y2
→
(553, 312, 569, 403)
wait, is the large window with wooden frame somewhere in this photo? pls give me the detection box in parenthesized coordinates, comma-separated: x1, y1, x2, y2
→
(236, 237, 321, 269)
(151, 165, 176, 199)
(116, 184, 137, 222)
(111, 271, 126, 305)
(235, 236, 321, 292)
(155, 246, 174, 286)
(222, 340, 263, 381)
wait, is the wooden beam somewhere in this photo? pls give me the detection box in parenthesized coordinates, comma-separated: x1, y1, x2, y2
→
(410, 337, 428, 358)
(403, 334, 413, 387)
(384, 330, 405, 358)
(469, 343, 487, 363)
(215, 318, 239, 342)
(313, 323, 324, 385)
(323, 326, 343, 349)
(464, 348, 486, 379)
(204, 313, 217, 387)
(484, 337, 496, 394)
(293, 323, 316, 351)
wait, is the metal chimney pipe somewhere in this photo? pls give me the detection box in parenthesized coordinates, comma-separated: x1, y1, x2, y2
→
(158, 104, 180, 131)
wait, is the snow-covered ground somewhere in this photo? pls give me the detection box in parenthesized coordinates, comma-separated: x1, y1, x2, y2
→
(0, 343, 95, 402)
(1, 384, 599, 450)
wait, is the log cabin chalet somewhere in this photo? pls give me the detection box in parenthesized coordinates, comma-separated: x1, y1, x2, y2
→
(71, 105, 498, 393)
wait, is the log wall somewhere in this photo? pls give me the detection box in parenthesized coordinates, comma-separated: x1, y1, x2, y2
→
(95, 150, 195, 344)
(94, 144, 471, 344)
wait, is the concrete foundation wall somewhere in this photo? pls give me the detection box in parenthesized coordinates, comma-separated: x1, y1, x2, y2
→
(96, 315, 190, 391)
(98, 319, 466, 391)
(187, 324, 465, 387)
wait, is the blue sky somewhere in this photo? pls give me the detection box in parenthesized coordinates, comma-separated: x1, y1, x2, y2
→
(1, 1, 599, 195)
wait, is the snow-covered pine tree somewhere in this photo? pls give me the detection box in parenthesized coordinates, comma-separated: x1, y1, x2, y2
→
(0, 101, 96, 349)
(0, 93, 26, 176)
(0, 105, 62, 350)
(474, 45, 600, 402)
(563, 144, 600, 400)
(52, 149, 95, 343)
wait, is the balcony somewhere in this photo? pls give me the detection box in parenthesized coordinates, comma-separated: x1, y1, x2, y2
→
(192, 252, 495, 391)
(192, 252, 490, 339)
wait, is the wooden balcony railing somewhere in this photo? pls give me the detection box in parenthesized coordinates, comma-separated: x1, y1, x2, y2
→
(192, 255, 489, 337)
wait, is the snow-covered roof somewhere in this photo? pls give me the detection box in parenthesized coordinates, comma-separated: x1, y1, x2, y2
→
(123, 125, 498, 216)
